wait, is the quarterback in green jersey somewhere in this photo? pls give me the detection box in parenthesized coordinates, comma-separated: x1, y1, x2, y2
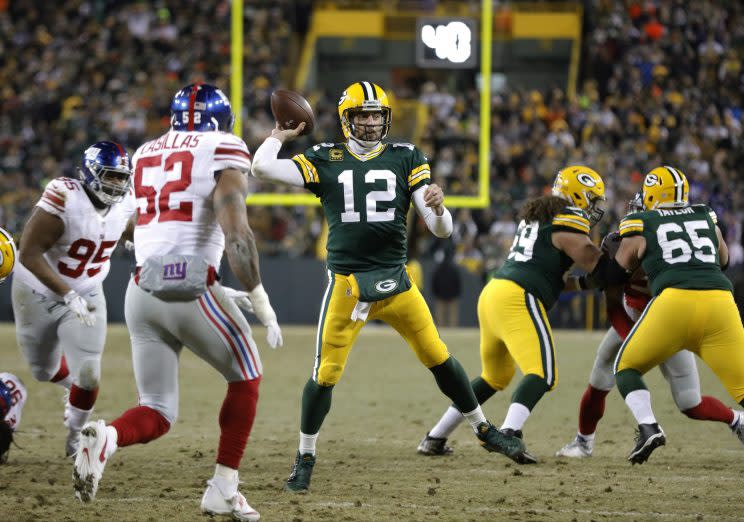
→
(608, 166, 744, 464)
(418, 166, 606, 462)
(252, 81, 526, 491)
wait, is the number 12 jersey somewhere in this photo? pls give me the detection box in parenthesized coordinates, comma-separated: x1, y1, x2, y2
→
(292, 142, 431, 274)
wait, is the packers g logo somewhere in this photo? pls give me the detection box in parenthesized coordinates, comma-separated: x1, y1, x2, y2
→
(338, 90, 349, 107)
(577, 173, 597, 187)
(375, 279, 398, 293)
(644, 174, 660, 187)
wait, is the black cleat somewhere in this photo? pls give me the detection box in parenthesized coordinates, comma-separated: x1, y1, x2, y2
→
(285, 451, 316, 492)
(499, 428, 537, 464)
(475, 422, 532, 464)
(628, 423, 665, 464)
(417, 433, 454, 456)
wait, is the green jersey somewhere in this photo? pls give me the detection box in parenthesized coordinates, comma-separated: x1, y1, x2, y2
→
(618, 204, 731, 296)
(292, 142, 431, 274)
(495, 206, 592, 309)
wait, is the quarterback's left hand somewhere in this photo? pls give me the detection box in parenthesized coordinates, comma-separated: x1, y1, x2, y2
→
(222, 286, 254, 313)
(424, 184, 445, 216)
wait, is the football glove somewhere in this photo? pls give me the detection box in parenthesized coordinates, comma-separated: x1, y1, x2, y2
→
(222, 286, 254, 313)
(0, 421, 13, 464)
(63, 290, 96, 327)
(247, 284, 283, 349)
(600, 231, 622, 259)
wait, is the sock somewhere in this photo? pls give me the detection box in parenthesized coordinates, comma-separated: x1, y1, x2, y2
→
(510, 374, 549, 411)
(462, 406, 487, 431)
(471, 376, 498, 404)
(624, 389, 656, 425)
(578, 385, 610, 436)
(69, 384, 99, 411)
(429, 406, 464, 439)
(51, 356, 72, 389)
(299, 432, 319, 455)
(733, 411, 743, 429)
(217, 379, 260, 469)
(300, 378, 333, 434)
(66, 403, 93, 432)
(429, 356, 478, 413)
(500, 402, 531, 431)
(110, 406, 170, 447)
(615, 368, 647, 399)
(212, 463, 239, 497)
(682, 396, 735, 424)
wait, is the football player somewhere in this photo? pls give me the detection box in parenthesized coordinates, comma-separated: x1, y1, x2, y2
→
(589, 166, 744, 464)
(72, 83, 281, 522)
(417, 167, 607, 463)
(12, 141, 135, 457)
(252, 81, 524, 492)
(0, 372, 27, 464)
(557, 193, 744, 458)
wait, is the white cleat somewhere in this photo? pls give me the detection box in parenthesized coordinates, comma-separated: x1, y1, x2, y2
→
(201, 479, 260, 521)
(556, 436, 593, 458)
(72, 420, 115, 502)
(732, 411, 744, 446)
(65, 428, 81, 458)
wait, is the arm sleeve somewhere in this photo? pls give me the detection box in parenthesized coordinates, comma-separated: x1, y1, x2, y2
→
(412, 186, 453, 238)
(37, 179, 68, 218)
(618, 215, 645, 238)
(250, 137, 305, 187)
(212, 134, 253, 173)
(551, 207, 591, 235)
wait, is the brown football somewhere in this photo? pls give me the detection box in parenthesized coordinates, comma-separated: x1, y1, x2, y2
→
(270, 89, 315, 136)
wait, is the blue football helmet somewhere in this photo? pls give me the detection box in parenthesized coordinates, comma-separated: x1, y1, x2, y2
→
(79, 141, 132, 206)
(170, 83, 235, 133)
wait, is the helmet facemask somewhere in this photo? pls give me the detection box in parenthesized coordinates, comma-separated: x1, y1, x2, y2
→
(628, 192, 644, 214)
(342, 104, 391, 148)
(82, 163, 132, 206)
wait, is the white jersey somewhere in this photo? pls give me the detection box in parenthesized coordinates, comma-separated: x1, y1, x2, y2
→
(131, 130, 251, 268)
(14, 177, 136, 299)
(1, 372, 27, 431)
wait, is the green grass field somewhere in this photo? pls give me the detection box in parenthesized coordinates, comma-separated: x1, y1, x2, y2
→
(1, 324, 742, 521)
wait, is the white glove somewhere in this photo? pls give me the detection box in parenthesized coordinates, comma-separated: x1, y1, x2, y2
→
(247, 284, 283, 349)
(63, 290, 96, 327)
(222, 286, 254, 313)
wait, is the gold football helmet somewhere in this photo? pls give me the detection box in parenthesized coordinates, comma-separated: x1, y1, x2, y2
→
(0, 227, 16, 284)
(642, 166, 689, 210)
(337, 81, 391, 146)
(552, 166, 607, 225)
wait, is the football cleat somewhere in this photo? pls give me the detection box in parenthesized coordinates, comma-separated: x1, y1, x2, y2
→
(201, 479, 260, 521)
(475, 422, 533, 464)
(285, 451, 316, 492)
(731, 411, 744, 446)
(72, 420, 116, 502)
(417, 433, 453, 456)
(556, 435, 593, 458)
(499, 428, 538, 464)
(628, 423, 665, 464)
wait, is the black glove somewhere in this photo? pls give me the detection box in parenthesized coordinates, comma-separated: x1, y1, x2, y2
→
(0, 422, 13, 464)
(600, 231, 622, 259)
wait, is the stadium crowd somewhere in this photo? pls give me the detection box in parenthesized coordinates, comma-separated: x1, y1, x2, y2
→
(2, 0, 743, 281)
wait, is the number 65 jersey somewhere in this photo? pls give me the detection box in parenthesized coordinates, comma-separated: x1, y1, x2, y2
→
(131, 131, 251, 268)
(618, 204, 732, 296)
(13, 177, 136, 299)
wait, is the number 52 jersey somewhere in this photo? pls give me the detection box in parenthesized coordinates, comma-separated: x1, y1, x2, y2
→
(13, 177, 136, 299)
(292, 142, 431, 274)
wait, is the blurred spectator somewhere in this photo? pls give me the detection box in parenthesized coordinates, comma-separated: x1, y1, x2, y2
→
(431, 240, 462, 328)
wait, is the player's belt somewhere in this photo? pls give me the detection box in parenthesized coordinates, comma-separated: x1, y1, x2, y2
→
(134, 265, 218, 286)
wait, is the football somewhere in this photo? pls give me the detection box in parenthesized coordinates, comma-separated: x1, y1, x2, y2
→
(270, 89, 315, 135)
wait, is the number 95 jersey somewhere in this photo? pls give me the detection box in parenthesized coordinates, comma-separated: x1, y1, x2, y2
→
(13, 177, 136, 299)
(292, 142, 431, 274)
(131, 131, 251, 268)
